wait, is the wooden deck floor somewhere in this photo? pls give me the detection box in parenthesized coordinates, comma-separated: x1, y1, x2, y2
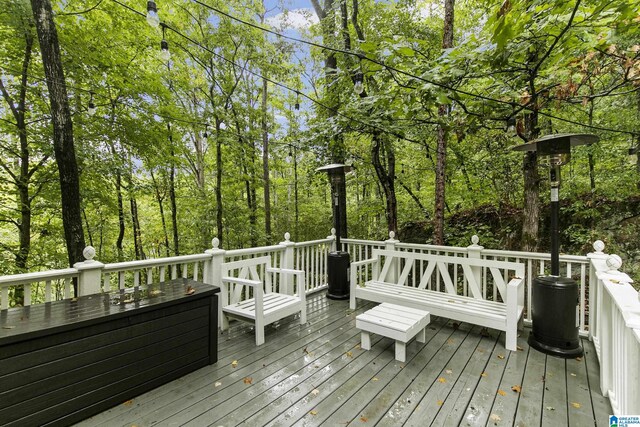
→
(77, 292, 611, 427)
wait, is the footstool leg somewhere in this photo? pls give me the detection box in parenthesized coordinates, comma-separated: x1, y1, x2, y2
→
(395, 341, 406, 362)
(417, 328, 426, 344)
(361, 331, 371, 350)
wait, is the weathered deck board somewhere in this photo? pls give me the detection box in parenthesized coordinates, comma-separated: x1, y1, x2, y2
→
(75, 293, 612, 427)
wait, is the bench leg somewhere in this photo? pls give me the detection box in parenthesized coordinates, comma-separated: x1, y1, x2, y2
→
(506, 327, 517, 351)
(395, 341, 406, 363)
(361, 331, 371, 350)
(417, 328, 426, 344)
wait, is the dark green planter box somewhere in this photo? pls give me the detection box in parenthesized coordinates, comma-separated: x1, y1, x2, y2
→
(0, 278, 219, 427)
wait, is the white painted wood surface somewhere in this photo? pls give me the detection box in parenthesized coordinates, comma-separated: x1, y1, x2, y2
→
(350, 248, 525, 351)
(356, 303, 430, 362)
(218, 255, 307, 346)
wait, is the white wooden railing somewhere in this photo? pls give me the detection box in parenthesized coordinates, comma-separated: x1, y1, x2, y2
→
(588, 241, 640, 415)
(1, 229, 637, 413)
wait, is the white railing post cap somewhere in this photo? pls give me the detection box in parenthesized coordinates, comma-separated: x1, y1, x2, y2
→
(606, 254, 622, 272)
(386, 231, 398, 243)
(468, 235, 483, 249)
(593, 240, 605, 253)
(280, 232, 295, 246)
(74, 246, 104, 270)
(327, 228, 336, 239)
(205, 237, 226, 255)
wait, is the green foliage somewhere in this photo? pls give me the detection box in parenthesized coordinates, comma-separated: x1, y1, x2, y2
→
(0, 0, 638, 290)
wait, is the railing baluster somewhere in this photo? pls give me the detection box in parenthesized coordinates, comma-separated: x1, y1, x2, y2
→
(146, 268, 153, 286)
(160, 266, 165, 282)
(24, 284, 31, 306)
(45, 280, 52, 303)
(171, 265, 177, 280)
(182, 263, 188, 278)
(118, 272, 125, 290)
(64, 278, 71, 299)
(134, 271, 140, 287)
(193, 262, 199, 281)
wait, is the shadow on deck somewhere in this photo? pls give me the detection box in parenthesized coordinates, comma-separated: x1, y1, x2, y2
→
(77, 292, 612, 426)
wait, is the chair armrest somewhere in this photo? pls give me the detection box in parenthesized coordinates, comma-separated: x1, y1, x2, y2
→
(506, 277, 525, 309)
(221, 276, 262, 287)
(266, 267, 304, 276)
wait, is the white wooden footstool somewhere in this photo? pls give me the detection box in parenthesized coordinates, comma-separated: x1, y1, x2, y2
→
(356, 303, 430, 362)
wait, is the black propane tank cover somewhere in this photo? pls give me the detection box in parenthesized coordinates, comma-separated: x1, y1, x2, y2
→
(529, 275, 583, 358)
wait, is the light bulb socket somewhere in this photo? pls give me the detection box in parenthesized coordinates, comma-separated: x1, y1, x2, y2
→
(294, 102, 300, 110)
(88, 102, 96, 115)
(161, 39, 168, 51)
(147, 1, 157, 13)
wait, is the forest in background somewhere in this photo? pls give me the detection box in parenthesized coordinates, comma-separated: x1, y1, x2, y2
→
(0, 0, 639, 280)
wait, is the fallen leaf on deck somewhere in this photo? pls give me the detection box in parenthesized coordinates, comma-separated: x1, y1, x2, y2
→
(346, 351, 353, 358)
(243, 377, 253, 384)
(576, 357, 583, 361)
(360, 416, 368, 422)
(355, 344, 361, 350)
(497, 389, 507, 396)
(497, 354, 505, 359)
(490, 413, 501, 422)
(481, 372, 488, 377)
(570, 373, 577, 377)
(311, 389, 320, 396)
(2, 325, 15, 329)
(452, 322, 460, 329)
(314, 364, 320, 368)
(546, 406, 555, 411)
(571, 402, 581, 408)
(437, 377, 447, 383)
(480, 328, 491, 337)
(185, 286, 196, 295)
(447, 339, 455, 345)
(511, 385, 521, 393)
(123, 400, 133, 406)
(309, 410, 318, 416)
(214, 382, 222, 387)
(303, 347, 310, 354)
(437, 400, 444, 406)
(231, 360, 238, 368)
(516, 346, 524, 351)
(372, 377, 379, 381)
(445, 369, 453, 374)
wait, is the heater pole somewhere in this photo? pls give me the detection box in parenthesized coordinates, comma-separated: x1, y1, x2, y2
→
(550, 165, 560, 276)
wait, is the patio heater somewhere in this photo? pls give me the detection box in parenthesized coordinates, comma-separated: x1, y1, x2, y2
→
(317, 164, 352, 300)
(513, 133, 598, 357)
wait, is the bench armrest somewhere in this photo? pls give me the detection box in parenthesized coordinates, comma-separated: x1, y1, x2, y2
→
(266, 267, 304, 276)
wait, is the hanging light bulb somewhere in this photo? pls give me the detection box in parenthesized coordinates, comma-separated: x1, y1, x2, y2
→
(146, 0, 160, 28)
(354, 79, 364, 95)
(87, 91, 96, 116)
(160, 26, 170, 61)
(295, 91, 300, 110)
(506, 116, 516, 134)
(219, 121, 227, 130)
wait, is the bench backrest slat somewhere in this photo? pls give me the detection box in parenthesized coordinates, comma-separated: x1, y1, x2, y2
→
(371, 249, 524, 301)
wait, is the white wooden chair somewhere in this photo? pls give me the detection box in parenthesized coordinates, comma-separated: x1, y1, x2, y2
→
(219, 255, 307, 345)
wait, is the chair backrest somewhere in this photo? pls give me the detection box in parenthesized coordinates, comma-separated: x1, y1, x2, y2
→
(220, 255, 272, 305)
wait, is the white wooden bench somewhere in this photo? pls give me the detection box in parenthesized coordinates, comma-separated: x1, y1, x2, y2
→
(350, 249, 525, 351)
(356, 303, 430, 362)
(220, 255, 307, 346)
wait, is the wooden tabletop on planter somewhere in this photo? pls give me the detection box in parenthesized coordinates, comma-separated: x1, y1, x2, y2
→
(0, 278, 219, 345)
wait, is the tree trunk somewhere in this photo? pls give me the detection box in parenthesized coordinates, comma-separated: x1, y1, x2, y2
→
(114, 169, 125, 261)
(150, 170, 171, 257)
(169, 143, 179, 255)
(129, 194, 144, 259)
(521, 105, 540, 252)
(261, 77, 272, 244)
(215, 122, 224, 244)
(433, 0, 455, 245)
(312, 0, 348, 239)
(30, 0, 85, 267)
(371, 132, 398, 235)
